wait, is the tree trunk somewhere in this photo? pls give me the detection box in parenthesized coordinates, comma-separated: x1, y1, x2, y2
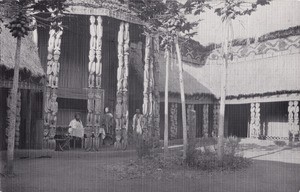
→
(164, 48, 170, 155)
(175, 38, 187, 160)
(5, 36, 22, 175)
(217, 18, 232, 160)
(217, 57, 227, 160)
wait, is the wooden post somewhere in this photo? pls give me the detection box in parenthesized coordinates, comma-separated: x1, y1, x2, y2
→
(170, 103, 178, 139)
(288, 101, 299, 141)
(152, 35, 160, 146)
(250, 103, 260, 138)
(203, 104, 209, 137)
(25, 90, 32, 149)
(164, 47, 170, 155)
(44, 21, 63, 149)
(213, 104, 220, 137)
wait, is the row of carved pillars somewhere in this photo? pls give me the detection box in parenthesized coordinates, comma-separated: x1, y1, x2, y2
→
(167, 103, 220, 139)
(142, 34, 160, 145)
(250, 101, 300, 139)
(43, 21, 63, 148)
(86, 16, 104, 141)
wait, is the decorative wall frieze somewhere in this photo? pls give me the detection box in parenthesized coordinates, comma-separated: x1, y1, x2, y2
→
(207, 35, 300, 65)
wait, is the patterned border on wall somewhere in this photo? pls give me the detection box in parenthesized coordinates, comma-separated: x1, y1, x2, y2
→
(207, 35, 300, 64)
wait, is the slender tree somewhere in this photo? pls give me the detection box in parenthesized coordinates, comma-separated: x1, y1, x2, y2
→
(130, 0, 209, 159)
(0, 0, 67, 176)
(173, 0, 272, 159)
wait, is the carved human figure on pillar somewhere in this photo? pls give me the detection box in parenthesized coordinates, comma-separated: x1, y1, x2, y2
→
(122, 94, 128, 130)
(115, 94, 123, 130)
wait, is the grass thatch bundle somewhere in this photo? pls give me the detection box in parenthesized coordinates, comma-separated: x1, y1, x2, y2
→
(0, 23, 44, 77)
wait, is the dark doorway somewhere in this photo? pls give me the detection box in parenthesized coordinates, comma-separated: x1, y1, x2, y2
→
(226, 104, 250, 138)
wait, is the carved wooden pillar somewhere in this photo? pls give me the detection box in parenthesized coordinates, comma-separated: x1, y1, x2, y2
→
(86, 16, 104, 151)
(122, 22, 130, 131)
(141, 34, 151, 141)
(44, 21, 63, 148)
(170, 103, 178, 139)
(141, 34, 159, 145)
(203, 104, 209, 137)
(188, 109, 196, 149)
(187, 104, 194, 127)
(114, 21, 130, 148)
(213, 104, 220, 137)
(87, 16, 97, 131)
(288, 101, 299, 141)
(250, 103, 260, 138)
(152, 35, 160, 143)
(6, 90, 21, 148)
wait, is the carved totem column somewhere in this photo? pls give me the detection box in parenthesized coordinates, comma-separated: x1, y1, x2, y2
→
(288, 101, 299, 141)
(203, 104, 209, 137)
(213, 104, 220, 137)
(170, 103, 178, 139)
(44, 20, 63, 148)
(141, 34, 159, 144)
(142, 34, 151, 140)
(114, 21, 130, 148)
(86, 16, 103, 150)
(250, 103, 260, 138)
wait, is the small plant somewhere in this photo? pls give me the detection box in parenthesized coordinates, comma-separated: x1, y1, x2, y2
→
(135, 134, 152, 158)
(223, 136, 240, 156)
(186, 136, 251, 171)
(274, 140, 286, 147)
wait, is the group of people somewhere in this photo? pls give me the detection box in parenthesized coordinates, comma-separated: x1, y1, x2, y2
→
(67, 107, 144, 150)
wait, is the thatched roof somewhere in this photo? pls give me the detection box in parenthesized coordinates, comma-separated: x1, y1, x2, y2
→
(184, 34, 300, 99)
(0, 24, 44, 77)
(157, 53, 213, 97)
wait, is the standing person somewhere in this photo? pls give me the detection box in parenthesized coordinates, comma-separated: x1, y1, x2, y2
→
(132, 109, 143, 135)
(103, 107, 114, 145)
(68, 113, 84, 148)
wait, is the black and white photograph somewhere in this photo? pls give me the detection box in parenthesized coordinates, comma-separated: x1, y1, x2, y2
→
(0, 0, 299, 191)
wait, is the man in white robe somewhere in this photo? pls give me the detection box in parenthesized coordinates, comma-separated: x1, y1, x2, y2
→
(68, 113, 84, 138)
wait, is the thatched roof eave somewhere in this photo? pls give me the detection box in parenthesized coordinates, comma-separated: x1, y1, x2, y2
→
(0, 24, 44, 77)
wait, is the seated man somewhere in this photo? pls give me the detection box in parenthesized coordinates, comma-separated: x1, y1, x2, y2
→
(68, 113, 84, 139)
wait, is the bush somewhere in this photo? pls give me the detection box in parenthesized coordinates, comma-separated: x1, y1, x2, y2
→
(186, 136, 251, 171)
(223, 136, 241, 156)
(274, 140, 286, 147)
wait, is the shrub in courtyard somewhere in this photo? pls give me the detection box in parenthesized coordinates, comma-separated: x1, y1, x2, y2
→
(135, 134, 153, 158)
(186, 136, 251, 171)
(223, 136, 241, 156)
(274, 140, 286, 147)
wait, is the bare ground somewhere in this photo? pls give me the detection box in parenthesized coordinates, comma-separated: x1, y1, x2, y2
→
(0, 141, 300, 192)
